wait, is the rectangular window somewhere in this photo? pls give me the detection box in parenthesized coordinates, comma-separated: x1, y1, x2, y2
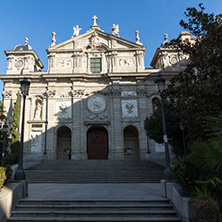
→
(91, 58, 101, 73)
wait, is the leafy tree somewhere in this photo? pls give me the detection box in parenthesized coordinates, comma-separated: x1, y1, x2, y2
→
(144, 108, 184, 156)
(10, 91, 21, 163)
(0, 101, 6, 164)
(165, 4, 222, 141)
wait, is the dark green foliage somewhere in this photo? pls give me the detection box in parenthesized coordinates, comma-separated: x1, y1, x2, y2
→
(144, 108, 184, 156)
(10, 92, 21, 163)
(171, 156, 200, 193)
(191, 198, 220, 222)
(0, 100, 6, 121)
(190, 142, 222, 180)
(5, 166, 12, 182)
(0, 100, 7, 166)
(165, 4, 222, 142)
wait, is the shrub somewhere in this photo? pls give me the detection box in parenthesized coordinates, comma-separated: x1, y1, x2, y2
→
(5, 166, 12, 182)
(190, 141, 222, 194)
(191, 198, 220, 222)
(0, 167, 6, 190)
(171, 156, 200, 194)
(4, 152, 17, 165)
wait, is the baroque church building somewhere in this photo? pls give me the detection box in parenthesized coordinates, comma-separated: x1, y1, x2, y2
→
(1, 16, 192, 164)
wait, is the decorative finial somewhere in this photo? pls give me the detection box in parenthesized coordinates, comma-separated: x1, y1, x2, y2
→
(111, 24, 119, 37)
(24, 37, 28, 45)
(72, 25, 82, 38)
(135, 30, 143, 45)
(92, 15, 98, 26)
(164, 33, 168, 41)
(50, 32, 56, 47)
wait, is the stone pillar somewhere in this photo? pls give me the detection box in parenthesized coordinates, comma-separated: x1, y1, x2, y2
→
(71, 83, 86, 160)
(109, 80, 124, 159)
(136, 80, 148, 159)
(45, 80, 57, 159)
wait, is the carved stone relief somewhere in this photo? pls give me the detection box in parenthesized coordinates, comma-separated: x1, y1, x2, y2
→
(87, 112, 107, 120)
(87, 95, 106, 114)
(90, 32, 100, 48)
(15, 59, 24, 69)
(72, 89, 85, 97)
(2, 90, 12, 99)
(121, 91, 137, 97)
(119, 58, 133, 66)
(56, 59, 72, 68)
(122, 100, 138, 118)
(56, 92, 72, 98)
(136, 88, 148, 97)
(107, 88, 121, 97)
(47, 90, 56, 98)
(169, 55, 178, 65)
(31, 132, 42, 153)
(7, 56, 14, 70)
(56, 101, 72, 119)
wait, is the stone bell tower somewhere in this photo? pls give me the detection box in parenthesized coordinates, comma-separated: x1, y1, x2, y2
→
(5, 37, 43, 74)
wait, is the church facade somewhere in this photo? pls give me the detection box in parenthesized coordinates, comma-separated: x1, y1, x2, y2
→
(1, 16, 191, 164)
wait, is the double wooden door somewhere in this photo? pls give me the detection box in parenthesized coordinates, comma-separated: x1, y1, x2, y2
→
(87, 127, 108, 159)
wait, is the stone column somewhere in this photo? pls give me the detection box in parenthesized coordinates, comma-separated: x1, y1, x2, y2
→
(45, 80, 57, 159)
(136, 80, 148, 159)
(109, 80, 124, 159)
(71, 82, 85, 160)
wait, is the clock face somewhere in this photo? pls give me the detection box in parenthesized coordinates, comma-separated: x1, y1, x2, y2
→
(170, 56, 177, 65)
(87, 95, 106, 113)
(15, 60, 24, 68)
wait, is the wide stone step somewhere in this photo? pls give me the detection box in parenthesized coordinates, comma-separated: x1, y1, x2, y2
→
(8, 216, 181, 222)
(18, 200, 170, 205)
(11, 209, 177, 217)
(15, 204, 174, 211)
(25, 160, 165, 183)
(8, 200, 180, 222)
(26, 179, 163, 183)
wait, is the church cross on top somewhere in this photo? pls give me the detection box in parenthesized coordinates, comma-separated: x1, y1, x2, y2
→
(92, 15, 98, 26)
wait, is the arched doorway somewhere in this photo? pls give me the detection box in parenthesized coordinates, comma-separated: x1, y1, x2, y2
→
(57, 126, 71, 160)
(124, 125, 139, 159)
(87, 126, 108, 159)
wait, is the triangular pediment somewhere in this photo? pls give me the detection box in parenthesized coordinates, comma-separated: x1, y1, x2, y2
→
(47, 29, 145, 53)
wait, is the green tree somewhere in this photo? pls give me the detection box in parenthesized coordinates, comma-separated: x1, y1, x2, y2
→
(9, 91, 21, 163)
(0, 101, 6, 164)
(165, 4, 222, 142)
(144, 108, 184, 156)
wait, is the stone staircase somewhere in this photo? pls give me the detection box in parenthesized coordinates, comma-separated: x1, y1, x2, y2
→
(8, 199, 181, 222)
(25, 160, 165, 183)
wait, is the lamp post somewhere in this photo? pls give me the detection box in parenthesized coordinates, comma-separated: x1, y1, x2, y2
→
(1, 122, 8, 167)
(14, 78, 30, 180)
(180, 122, 187, 156)
(43, 90, 48, 159)
(154, 76, 171, 177)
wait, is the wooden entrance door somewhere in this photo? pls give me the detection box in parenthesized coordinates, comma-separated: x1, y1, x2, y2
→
(87, 127, 108, 159)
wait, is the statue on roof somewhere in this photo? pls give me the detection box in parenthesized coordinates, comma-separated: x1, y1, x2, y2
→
(72, 25, 82, 38)
(135, 30, 143, 45)
(50, 32, 56, 47)
(111, 24, 119, 37)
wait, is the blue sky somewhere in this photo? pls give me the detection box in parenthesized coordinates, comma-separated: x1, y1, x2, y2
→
(0, 0, 221, 99)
